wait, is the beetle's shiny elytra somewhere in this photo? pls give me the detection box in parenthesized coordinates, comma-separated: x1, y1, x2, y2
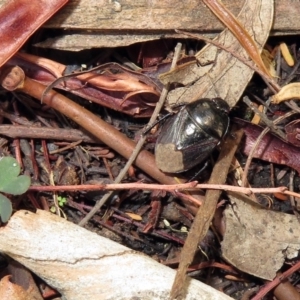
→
(155, 98, 230, 173)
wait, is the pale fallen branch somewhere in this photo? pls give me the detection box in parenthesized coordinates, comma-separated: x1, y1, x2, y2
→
(0, 210, 233, 300)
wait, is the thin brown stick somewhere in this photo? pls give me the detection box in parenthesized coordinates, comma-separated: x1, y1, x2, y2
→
(0, 65, 207, 216)
(243, 96, 286, 140)
(28, 182, 289, 195)
(0, 66, 176, 185)
(242, 111, 296, 186)
(170, 127, 244, 299)
(0, 124, 96, 143)
(78, 43, 182, 226)
(252, 262, 300, 300)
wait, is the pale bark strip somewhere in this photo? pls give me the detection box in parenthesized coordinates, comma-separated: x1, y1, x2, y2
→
(0, 210, 234, 300)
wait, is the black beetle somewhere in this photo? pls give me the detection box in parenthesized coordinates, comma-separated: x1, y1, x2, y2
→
(155, 98, 230, 173)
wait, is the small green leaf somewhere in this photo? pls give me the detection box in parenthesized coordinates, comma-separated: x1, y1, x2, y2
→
(1, 175, 31, 195)
(0, 157, 31, 195)
(0, 194, 12, 223)
(0, 157, 20, 178)
(58, 196, 67, 207)
(50, 206, 56, 213)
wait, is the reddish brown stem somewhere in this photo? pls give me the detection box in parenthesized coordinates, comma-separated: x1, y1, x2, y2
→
(24, 79, 176, 184)
(28, 183, 288, 196)
(1, 66, 178, 186)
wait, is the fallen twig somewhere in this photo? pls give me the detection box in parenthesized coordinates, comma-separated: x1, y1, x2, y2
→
(28, 182, 289, 196)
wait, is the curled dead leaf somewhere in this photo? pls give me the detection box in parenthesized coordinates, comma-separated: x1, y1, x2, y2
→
(6, 55, 160, 117)
(272, 83, 300, 104)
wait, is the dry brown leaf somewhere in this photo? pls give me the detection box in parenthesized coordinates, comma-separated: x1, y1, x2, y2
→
(222, 192, 300, 280)
(202, 0, 271, 78)
(159, 0, 274, 108)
